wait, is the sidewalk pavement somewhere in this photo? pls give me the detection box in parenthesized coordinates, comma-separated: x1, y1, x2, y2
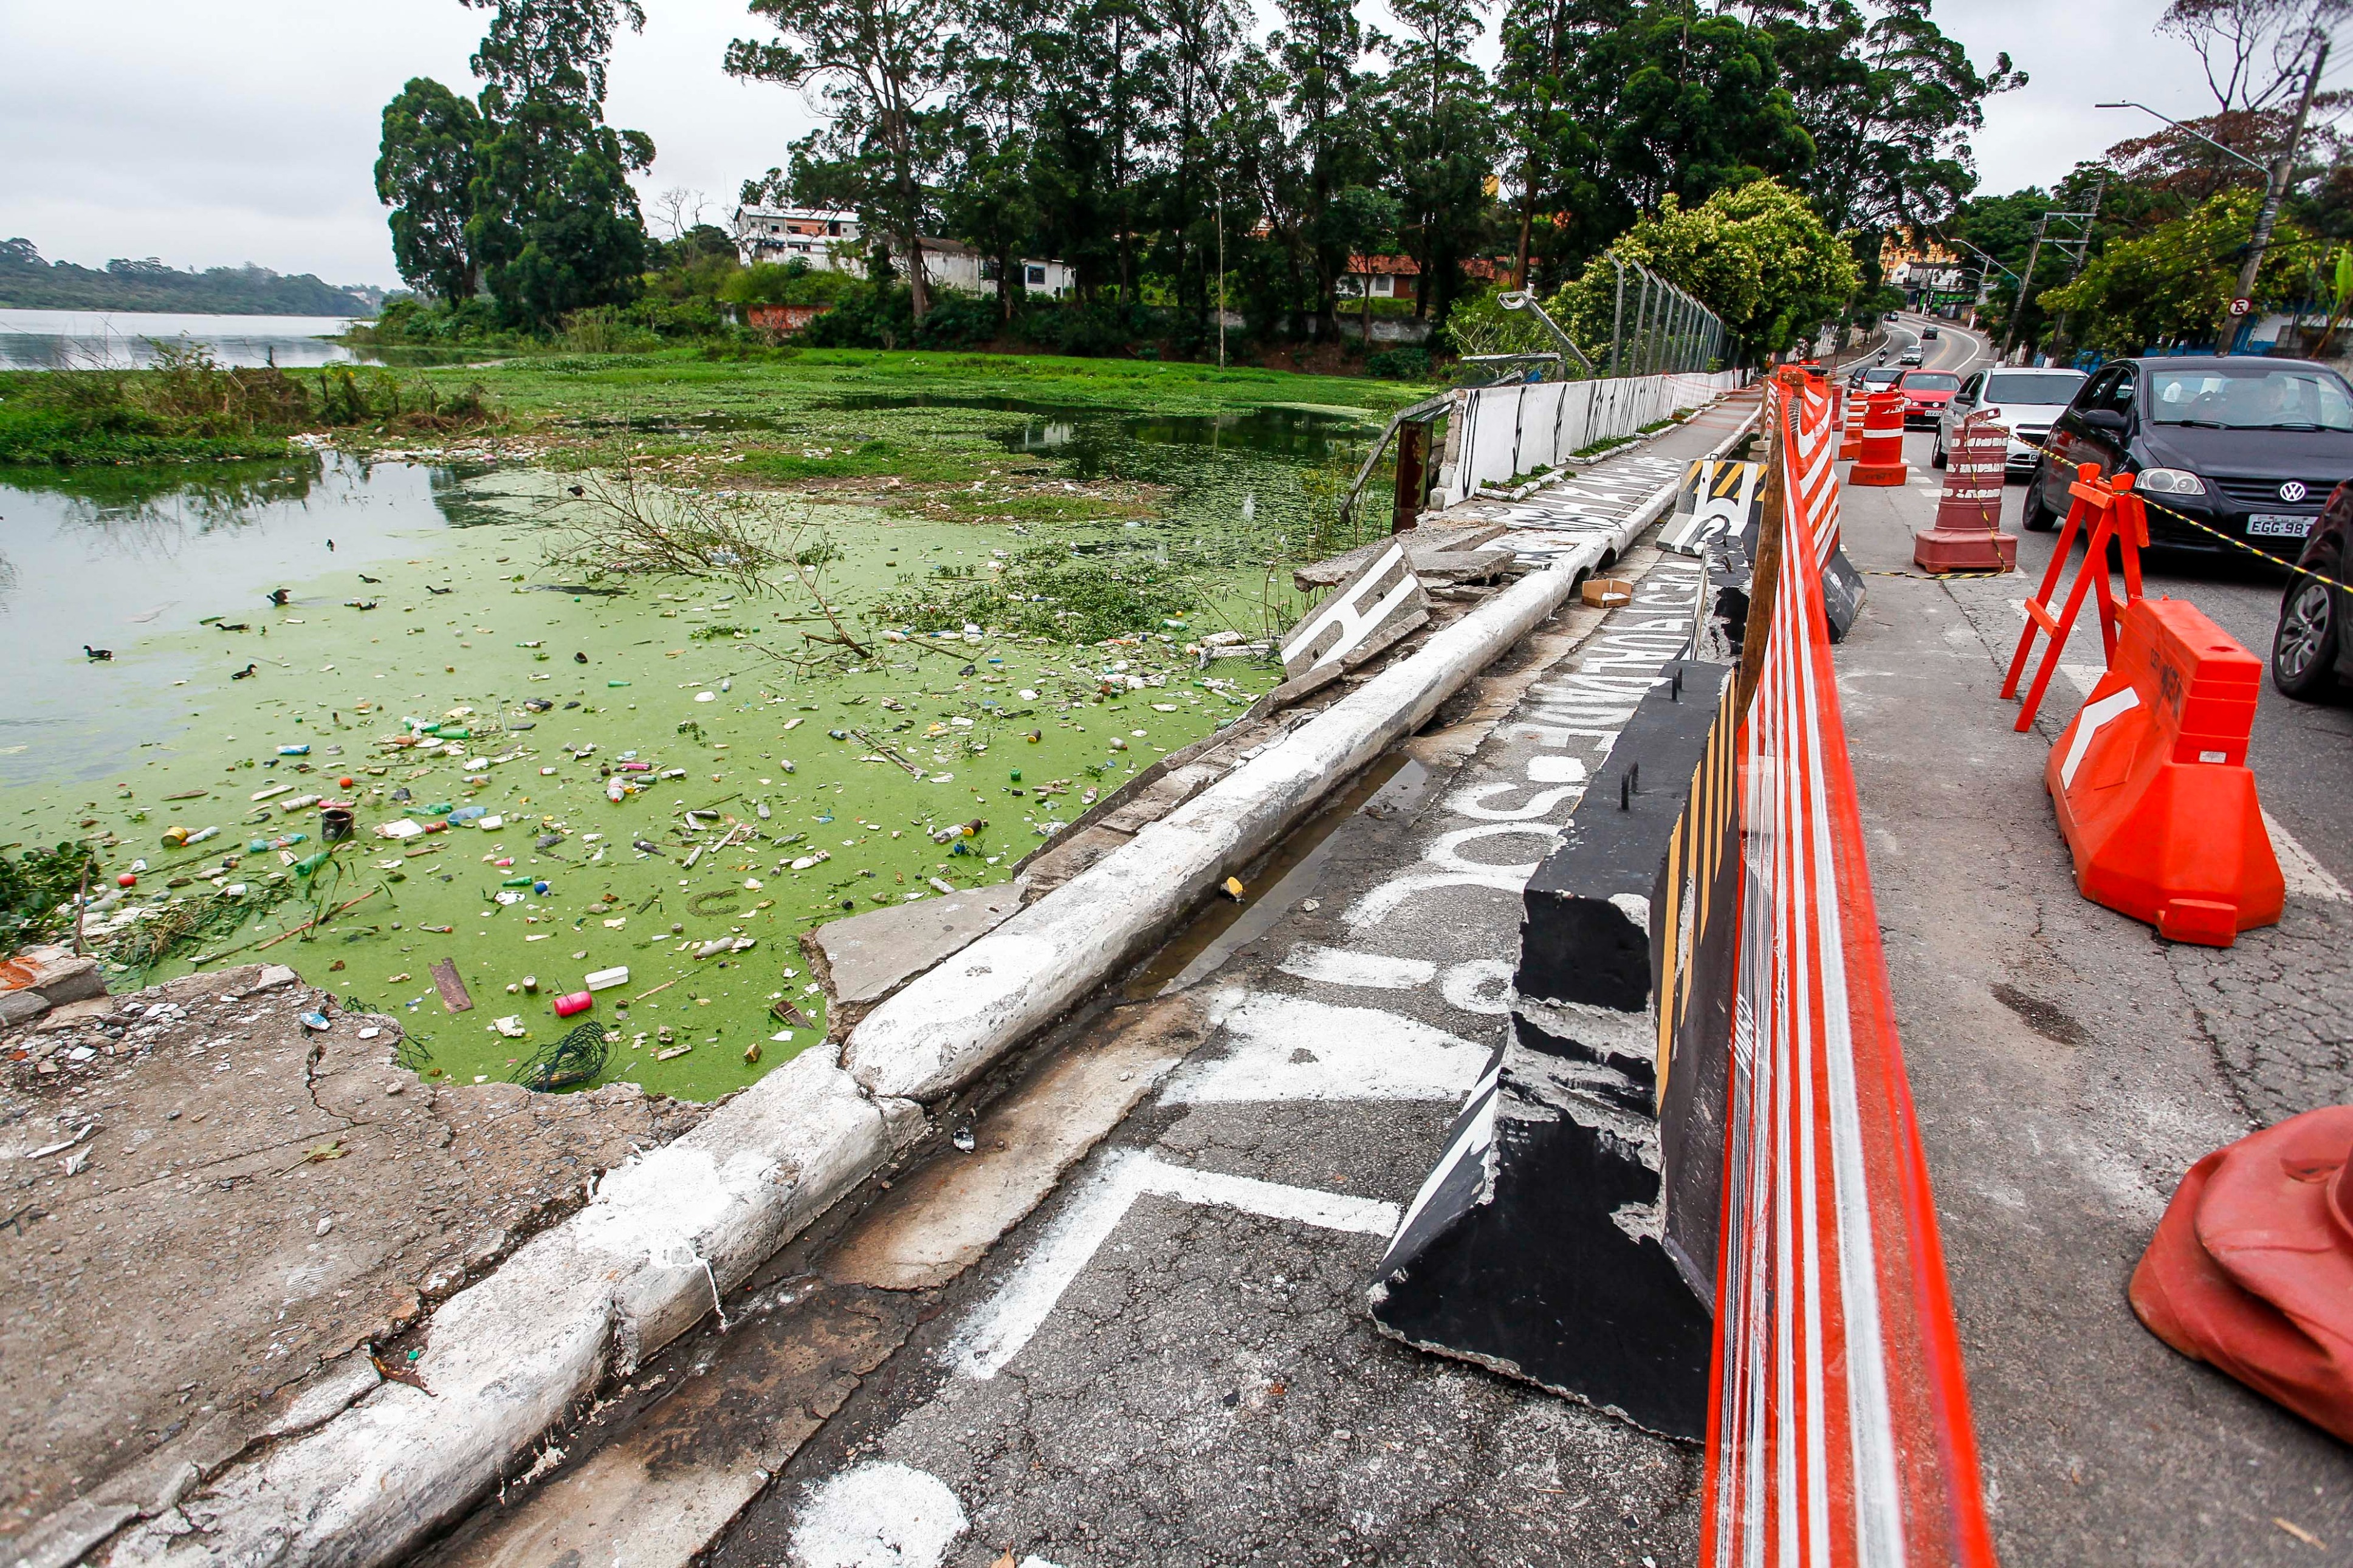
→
(1833, 437, 2353, 1565)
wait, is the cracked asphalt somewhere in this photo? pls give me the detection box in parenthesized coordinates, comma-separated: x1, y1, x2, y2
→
(1836, 427, 2353, 1565)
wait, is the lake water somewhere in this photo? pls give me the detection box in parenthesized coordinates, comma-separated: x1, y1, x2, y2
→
(0, 444, 1295, 1099)
(0, 308, 375, 370)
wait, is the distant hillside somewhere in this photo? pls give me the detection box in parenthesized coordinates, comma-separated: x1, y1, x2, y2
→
(0, 239, 371, 316)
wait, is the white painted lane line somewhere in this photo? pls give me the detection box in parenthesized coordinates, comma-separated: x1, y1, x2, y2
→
(2264, 809, 2351, 903)
(1278, 943, 1438, 990)
(952, 1149, 1400, 1379)
(1167, 990, 1491, 1105)
(2058, 662, 2109, 697)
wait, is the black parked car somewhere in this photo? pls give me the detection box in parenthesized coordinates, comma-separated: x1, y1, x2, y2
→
(2270, 482, 2353, 699)
(2025, 355, 2353, 556)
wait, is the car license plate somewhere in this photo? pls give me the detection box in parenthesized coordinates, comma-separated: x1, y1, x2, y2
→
(2247, 515, 2313, 538)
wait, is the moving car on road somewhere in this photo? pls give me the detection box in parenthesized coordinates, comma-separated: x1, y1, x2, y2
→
(1893, 368, 1960, 428)
(1897, 347, 1925, 366)
(2024, 357, 2353, 555)
(1932, 368, 2088, 473)
(1849, 363, 1904, 395)
(2270, 482, 2353, 699)
(1922, 327, 1940, 340)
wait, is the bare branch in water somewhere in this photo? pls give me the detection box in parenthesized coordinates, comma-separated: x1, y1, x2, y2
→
(538, 459, 872, 664)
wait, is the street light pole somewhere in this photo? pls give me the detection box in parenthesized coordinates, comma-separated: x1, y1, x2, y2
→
(2232, 37, 2330, 352)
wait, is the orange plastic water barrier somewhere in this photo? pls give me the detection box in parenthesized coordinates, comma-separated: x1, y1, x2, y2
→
(2046, 596, 2284, 946)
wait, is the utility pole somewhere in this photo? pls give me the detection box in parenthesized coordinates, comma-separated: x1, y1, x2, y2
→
(2227, 34, 2329, 354)
(2002, 216, 2049, 364)
(2048, 173, 2106, 360)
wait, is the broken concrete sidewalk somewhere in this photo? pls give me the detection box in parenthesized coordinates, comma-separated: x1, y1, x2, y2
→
(1, 965, 708, 1567)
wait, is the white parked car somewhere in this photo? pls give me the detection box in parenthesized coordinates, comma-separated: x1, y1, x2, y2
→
(1932, 367, 2090, 476)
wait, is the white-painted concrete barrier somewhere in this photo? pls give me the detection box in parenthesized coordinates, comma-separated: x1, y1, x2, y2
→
(1442, 369, 1744, 505)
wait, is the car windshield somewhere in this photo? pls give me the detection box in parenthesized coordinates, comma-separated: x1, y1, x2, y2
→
(1861, 368, 1901, 384)
(2146, 367, 2353, 430)
(1902, 373, 1960, 391)
(1984, 373, 2084, 405)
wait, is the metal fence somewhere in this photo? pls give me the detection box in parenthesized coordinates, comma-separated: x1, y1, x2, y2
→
(1602, 257, 1728, 377)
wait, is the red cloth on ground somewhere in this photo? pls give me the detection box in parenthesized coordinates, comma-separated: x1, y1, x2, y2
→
(2131, 1104, 2353, 1445)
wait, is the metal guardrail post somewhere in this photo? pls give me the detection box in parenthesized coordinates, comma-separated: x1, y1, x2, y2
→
(1610, 258, 1627, 377)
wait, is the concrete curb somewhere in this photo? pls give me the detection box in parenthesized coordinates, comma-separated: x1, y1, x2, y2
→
(86, 394, 1753, 1568)
(100, 1047, 922, 1567)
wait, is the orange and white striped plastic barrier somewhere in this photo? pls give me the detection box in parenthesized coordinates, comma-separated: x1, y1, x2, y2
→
(1848, 391, 1908, 486)
(1837, 381, 1864, 462)
(1702, 375, 1995, 1568)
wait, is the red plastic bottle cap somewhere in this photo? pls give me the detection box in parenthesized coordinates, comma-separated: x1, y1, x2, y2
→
(338, 776, 355, 789)
(117, 873, 137, 888)
(552, 991, 595, 1018)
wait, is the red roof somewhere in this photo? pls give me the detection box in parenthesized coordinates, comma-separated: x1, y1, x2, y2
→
(1348, 254, 1421, 276)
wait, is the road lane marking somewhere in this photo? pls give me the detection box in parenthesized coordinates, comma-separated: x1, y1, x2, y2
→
(789, 1462, 967, 1568)
(2264, 809, 2351, 903)
(1277, 943, 1437, 990)
(1168, 990, 1490, 1105)
(951, 1149, 1400, 1379)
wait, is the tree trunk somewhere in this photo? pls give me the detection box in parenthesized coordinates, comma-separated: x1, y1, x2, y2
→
(904, 217, 930, 321)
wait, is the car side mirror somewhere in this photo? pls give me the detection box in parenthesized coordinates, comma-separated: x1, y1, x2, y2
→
(2081, 409, 2127, 434)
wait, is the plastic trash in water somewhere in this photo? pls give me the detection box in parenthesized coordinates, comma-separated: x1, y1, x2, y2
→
(552, 990, 594, 1018)
(584, 966, 629, 991)
(278, 744, 310, 756)
(448, 805, 488, 824)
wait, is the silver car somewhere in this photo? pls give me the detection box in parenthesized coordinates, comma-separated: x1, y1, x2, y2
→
(1932, 368, 2090, 476)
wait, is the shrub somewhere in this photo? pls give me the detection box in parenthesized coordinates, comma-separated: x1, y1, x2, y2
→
(1364, 346, 1432, 380)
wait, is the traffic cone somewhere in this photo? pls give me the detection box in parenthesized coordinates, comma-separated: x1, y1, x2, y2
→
(1912, 412, 2018, 572)
(1837, 384, 1864, 460)
(1848, 391, 1907, 487)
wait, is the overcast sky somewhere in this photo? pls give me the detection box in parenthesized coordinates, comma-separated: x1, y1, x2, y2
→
(0, 1, 2331, 289)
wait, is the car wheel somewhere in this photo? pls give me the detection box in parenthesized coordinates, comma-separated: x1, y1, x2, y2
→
(2272, 576, 2341, 699)
(1930, 430, 1947, 469)
(2022, 468, 2058, 532)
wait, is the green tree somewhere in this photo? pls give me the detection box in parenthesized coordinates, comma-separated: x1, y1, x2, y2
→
(1270, 0, 1381, 340)
(1772, 0, 2023, 236)
(1379, 0, 1497, 322)
(1492, 0, 1628, 290)
(727, 0, 957, 321)
(1556, 176, 1858, 358)
(2039, 187, 2317, 352)
(469, 99, 654, 329)
(373, 0, 659, 333)
(375, 78, 485, 305)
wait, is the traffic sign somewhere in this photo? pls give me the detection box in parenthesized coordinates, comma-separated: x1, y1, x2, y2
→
(2229, 296, 2253, 317)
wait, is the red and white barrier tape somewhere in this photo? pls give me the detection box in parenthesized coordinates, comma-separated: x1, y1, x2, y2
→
(1703, 380, 1995, 1568)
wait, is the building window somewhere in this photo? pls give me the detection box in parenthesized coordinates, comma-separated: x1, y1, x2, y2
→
(827, 221, 842, 236)
(1026, 265, 1046, 286)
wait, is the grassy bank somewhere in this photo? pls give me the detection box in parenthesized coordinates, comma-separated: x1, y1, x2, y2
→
(0, 350, 500, 465)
